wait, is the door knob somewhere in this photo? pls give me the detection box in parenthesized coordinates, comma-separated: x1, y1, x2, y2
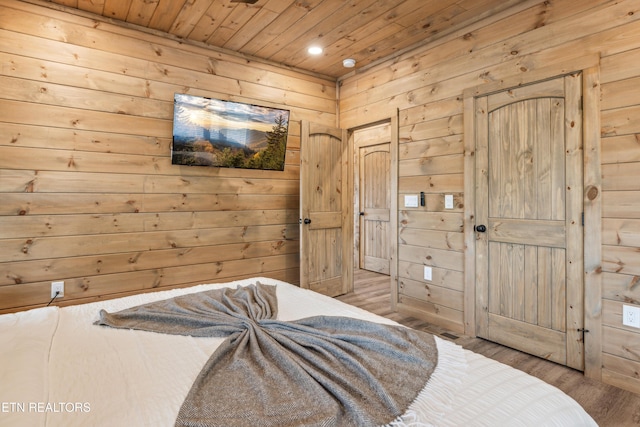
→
(475, 224, 487, 233)
(303, 218, 311, 224)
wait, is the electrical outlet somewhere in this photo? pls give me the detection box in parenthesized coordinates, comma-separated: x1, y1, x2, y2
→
(623, 305, 640, 328)
(423, 266, 433, 281)
(51, 281, 64, 299)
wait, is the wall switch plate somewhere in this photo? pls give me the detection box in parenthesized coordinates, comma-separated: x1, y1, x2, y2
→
(423, 266, 432, 281)
(404, 195, 419, 208)
(51, 281, 64, 299)
(444, 194, 454, 209)
(623, 305, 640, 328)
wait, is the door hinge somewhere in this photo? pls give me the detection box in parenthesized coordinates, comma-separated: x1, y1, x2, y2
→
(577, 328, 589, 341)
(581, 212, 584, 226)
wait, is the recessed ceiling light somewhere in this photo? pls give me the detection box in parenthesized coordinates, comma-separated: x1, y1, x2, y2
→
(308, 46, 323, 55)
(342, 58, 356, 68)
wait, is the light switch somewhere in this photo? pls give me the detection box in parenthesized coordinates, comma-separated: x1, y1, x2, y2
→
(404, 195, 419, 208)
(423, 266, 432, 281)
(444, 194, 454, 209)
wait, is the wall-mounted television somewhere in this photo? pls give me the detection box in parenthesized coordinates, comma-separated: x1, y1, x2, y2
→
(171, 93, 290, 171)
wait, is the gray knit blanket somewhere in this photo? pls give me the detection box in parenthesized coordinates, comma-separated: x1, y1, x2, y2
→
(95, 282, 437, 427)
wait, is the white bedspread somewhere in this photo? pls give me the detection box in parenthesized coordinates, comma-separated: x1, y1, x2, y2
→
(0, 277, 596, 426)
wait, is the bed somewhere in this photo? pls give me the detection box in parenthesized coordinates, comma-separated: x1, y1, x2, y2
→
(0, 277, 596, 426)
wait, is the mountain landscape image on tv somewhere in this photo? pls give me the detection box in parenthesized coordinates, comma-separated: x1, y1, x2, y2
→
(171, 94, 290, 170)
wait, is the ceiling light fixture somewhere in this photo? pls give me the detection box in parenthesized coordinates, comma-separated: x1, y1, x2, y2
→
(342, 58, 356, 68)
(308, 46, 323, 55)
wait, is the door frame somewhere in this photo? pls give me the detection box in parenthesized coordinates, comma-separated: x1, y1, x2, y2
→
(350, 115, 399, 306)
(462, 56, 602, 379)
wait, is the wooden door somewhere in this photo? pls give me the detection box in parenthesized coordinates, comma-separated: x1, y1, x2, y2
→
(358, 141, 391, 275)
(300, 121, 353, 297)
(474, 74, 584, 370)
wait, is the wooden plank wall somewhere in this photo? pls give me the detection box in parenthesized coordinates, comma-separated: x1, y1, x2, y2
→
(0, 0, 336, 312)
(339, 0, 640, 393)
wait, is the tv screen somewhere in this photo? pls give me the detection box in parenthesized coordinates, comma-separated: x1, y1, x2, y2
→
(171, 93, 290, 171)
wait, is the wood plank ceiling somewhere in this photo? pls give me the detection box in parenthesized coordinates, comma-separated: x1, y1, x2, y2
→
(44, 0, 523, 79)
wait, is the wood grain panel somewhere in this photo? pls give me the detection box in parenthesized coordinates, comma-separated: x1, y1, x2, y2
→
(602, 76, 640, 111)
(398, 228, 464, 251)
(399, 115, 463, 142)
(603, 97, 640, 134)
(603, 245, 640, 276)
(399, 135, 463, 159)
(488, 219, 566, 248)
(399, 211, 463, 232)
(399, 174, 464, 193)
(308, 212, 342, 230)
(603, 162, 640, 191)
(602, 219, 640, 247)
(398, 277, 463, 311)
(0, 253, 298, 311)
(488, 314, 567, 365)
(0, 122, 170, 156)
(400, 98, 463, 126)
(399, 154, 463, 176)
(398, 244, 464, 272)
(603, 191, 640, 218)
(602, 325, 640, 363)
(0, 239, 297, 287)
(602, 354, 640, 396)
(397, 294, 464, 334)
(602, 134, 640, 164)
(487, 78, 565, 111)
(0, 224, 298, 263)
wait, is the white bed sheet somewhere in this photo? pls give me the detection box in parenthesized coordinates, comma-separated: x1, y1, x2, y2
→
(0, 277, 596, 426)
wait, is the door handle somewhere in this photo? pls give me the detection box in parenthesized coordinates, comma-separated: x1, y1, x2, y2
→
(475, 224, 487, 233)
(303, 218, 312, 224)
(359, 212, 365, 216)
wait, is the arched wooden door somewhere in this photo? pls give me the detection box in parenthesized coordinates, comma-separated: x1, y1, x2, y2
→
(358, 137, 391, 275)
(299, 121, 353, 297)
(474, 74, 585, 370)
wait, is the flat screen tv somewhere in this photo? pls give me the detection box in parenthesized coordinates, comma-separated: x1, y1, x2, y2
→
(171, 93, 290, 171)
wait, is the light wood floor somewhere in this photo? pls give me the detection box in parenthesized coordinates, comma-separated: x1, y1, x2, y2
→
(337, 269, 640, 427)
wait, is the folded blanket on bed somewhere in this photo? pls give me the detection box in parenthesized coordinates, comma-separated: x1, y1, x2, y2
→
(95, 282, 438, 427)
